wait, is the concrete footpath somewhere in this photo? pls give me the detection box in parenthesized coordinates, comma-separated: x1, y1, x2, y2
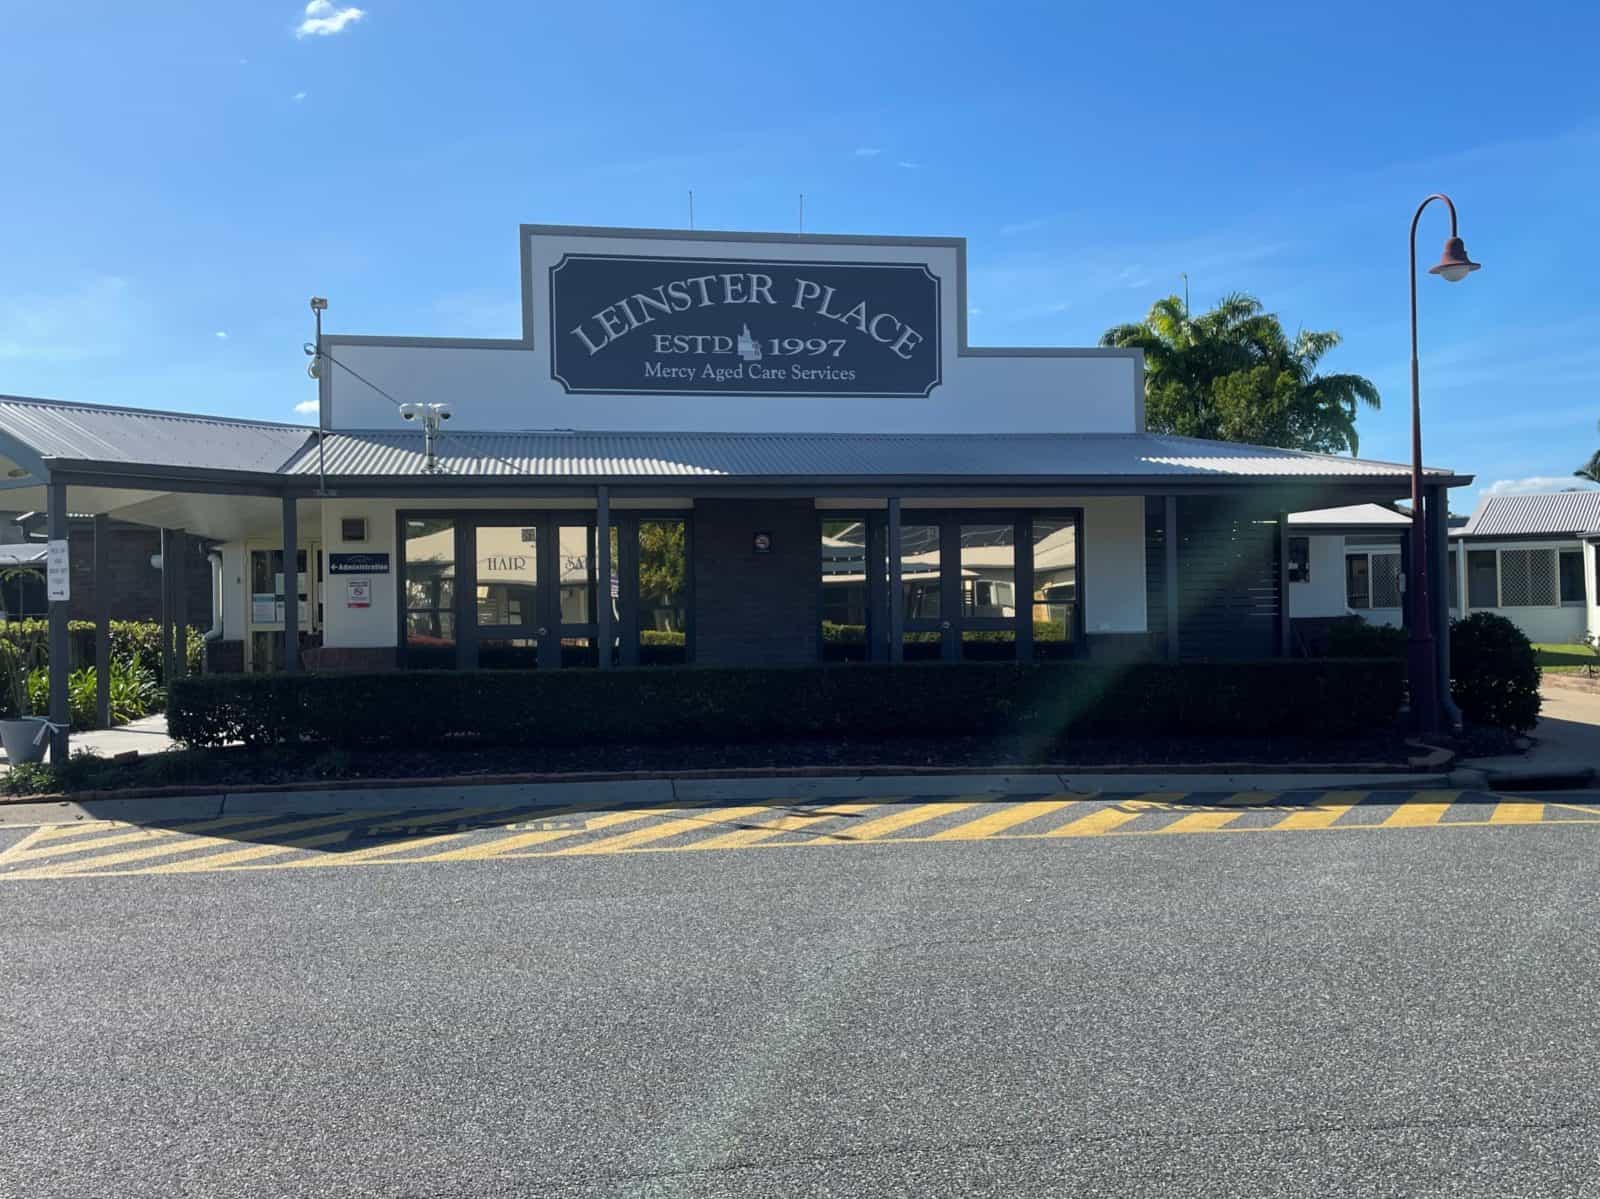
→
(1455, 681, 1600, 788)
(0, 767, 1457, 829)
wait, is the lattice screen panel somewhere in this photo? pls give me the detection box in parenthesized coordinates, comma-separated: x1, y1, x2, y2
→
(1499, 549, 1556, 607)
(1371, 554, 1402, 609)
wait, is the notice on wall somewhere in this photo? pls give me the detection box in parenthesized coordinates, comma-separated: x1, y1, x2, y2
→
(330, 552, 390, 575)
(346, 578, 372, 608)
(549, 254, 943, 398)
(251, 594, 278, 624)
(46, 539, 70, 602)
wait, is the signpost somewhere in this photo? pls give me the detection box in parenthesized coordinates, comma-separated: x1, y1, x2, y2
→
(46, 539, 70, 602)
(549, 254, 942, 397)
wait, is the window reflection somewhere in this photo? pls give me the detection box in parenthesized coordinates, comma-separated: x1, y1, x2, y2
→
(475, 526, 537, 626)
(960, 524, 1015, 618)
(638, 518, 687, 665)
(404, 518, 456, 667)
(1032, 518, 1078, 659)
(822, 519, 871, 662)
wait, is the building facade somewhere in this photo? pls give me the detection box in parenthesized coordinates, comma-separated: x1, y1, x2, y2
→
(0, 224, 1470, 736)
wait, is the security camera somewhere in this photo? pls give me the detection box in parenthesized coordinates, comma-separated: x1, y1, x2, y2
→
(310, 297, 328, 312)
(399, 403, 420, 421)
(436, 404, 453, 421)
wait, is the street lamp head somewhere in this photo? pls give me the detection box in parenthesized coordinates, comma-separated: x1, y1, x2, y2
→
(1429, 236, 1480, 283)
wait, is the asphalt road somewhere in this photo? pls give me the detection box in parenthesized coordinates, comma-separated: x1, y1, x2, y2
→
(4, 789, 1600, 1198)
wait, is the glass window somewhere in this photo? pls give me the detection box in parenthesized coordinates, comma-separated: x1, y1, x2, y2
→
(961, 630, 1016, 661)
(1560, 549, 1585, 605)
(637, 518, 687, 665)
(1371, 553, 1402, 609)
(1287, 536, 1310, 583)
(821, 518, 871, 662)
(1346, 554, 1370, 609)
(474, 525, 537, 627)
(1032, 517, 1078, 660)
(404, 517, 456, 667)
(1467, 549, 1499, 608)
(557, 524, 595, 625)
(477, 638, 539, 669)
(899, 524, 941, 622)
(960, 524, 1014, 618)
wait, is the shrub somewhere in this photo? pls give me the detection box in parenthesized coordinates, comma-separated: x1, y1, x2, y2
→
(24, 660, 158, 730)
(0, 619, 202, 685)
(1326, 616, 1407, 659)
(1450, 612, 1542, 732)
(168, 659, 1405, 750)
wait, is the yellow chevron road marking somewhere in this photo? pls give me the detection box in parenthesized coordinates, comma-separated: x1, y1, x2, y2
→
(1488, 800, 1545, 825)
(10, 820, 123, 848)
(930, 796, 1080, 841)
(433, 806, 675, 861)
(1158, 809, 1243, 834)
(687, 802, 883, 851)
(139, 827, 362, 874)
(805, 799, 979, 843)
(552, 805, 778, 856)
(4, 812, 318, 868)
(270, 806, 511, 868)
(1272, 791, 1365, 830)
(1046, 793, 1183, 837)
(17, 812, 381, 877)
(1381, 791, 1460, 828)
(0, 826, 58, 866)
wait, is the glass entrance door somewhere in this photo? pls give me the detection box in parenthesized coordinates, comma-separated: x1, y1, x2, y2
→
(401, 512, 602, 670)
(888, 511, 1084, 662)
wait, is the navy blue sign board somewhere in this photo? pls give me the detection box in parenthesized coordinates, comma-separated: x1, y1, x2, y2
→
(549, 254, 942, 397)
(329, 552, 391, 575)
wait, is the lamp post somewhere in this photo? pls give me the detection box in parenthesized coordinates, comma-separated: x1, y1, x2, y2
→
(1408, 194, 1480, 734)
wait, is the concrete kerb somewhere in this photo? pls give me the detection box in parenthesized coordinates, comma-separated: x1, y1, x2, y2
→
(0, 769, 1455, 829)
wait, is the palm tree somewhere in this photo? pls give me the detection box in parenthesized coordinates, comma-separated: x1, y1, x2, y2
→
(1101, 292, 1380, 454)
(1575, 421, 1600, 482)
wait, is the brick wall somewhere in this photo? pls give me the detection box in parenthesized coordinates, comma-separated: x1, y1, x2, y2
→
(692, 499, 818, 667)
(65, 526, 214, 626)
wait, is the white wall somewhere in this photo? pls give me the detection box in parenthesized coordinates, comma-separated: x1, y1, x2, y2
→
(1288, 533, 1348, 618)
(1457, 538, 1588, 644)
(325, 229, 1140, 435)
(219, 543, 246, 643)
(319, 501, 400, 649)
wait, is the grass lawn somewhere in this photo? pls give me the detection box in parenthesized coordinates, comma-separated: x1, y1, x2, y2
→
(1533, 643, 1600, 673)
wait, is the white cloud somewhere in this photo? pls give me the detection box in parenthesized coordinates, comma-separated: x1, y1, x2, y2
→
(1482, 476, 1598, 497)
(214, 331, 228, 339)
(896, 160, 921, 169)
(295, 0, 365, 38)
(293, 399, 320, 415)
(853, 147, 882, 157)
(293, 91, 307, 101)
(999, 218, 1046, 236)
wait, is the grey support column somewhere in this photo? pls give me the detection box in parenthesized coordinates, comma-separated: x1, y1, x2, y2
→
(887, 497, 904, 664)
(1164, 496, 1180, 661)
(282, 495, 299, 673)
(46, 477, 69, 763)
(172, 530, 188, 681)
(1013, 514, 1033, 662)
(1427, 485, 1462, 729)
(159, 528, 173, 689)
(1277, 510, 1292, 657)
(93, 514, 110, 728)
(596, 487, 612, 669)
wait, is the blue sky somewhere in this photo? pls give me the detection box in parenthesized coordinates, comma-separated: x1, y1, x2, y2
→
(2, 0, 1596, 506)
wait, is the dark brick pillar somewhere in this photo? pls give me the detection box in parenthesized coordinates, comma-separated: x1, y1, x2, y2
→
(691, 499, 818, 667)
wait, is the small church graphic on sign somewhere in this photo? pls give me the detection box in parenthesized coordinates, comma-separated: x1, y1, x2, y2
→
(736, 324, 762, 362)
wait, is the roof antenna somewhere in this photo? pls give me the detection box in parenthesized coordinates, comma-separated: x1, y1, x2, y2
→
(688, 189, 695, 230)
(799, 193, 805, 233)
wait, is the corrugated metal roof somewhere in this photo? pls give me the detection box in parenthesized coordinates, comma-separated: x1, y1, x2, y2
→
(1, 395, 1463, 484)
(0, 395, 312, 474)
(1461, 490, 1600, 537)
(1288, 503, 1412, 528)
(283, 429, 1457, 481)
(0, 543, 47, 566)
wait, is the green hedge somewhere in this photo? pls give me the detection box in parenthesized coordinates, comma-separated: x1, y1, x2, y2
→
(0, 619, 203, 683)
(1326, 617, 1407, 659)
(168, 659, 1404, 749)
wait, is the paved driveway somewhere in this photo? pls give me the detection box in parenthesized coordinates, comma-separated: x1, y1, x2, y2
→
(3, 786, 1600, 1197)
